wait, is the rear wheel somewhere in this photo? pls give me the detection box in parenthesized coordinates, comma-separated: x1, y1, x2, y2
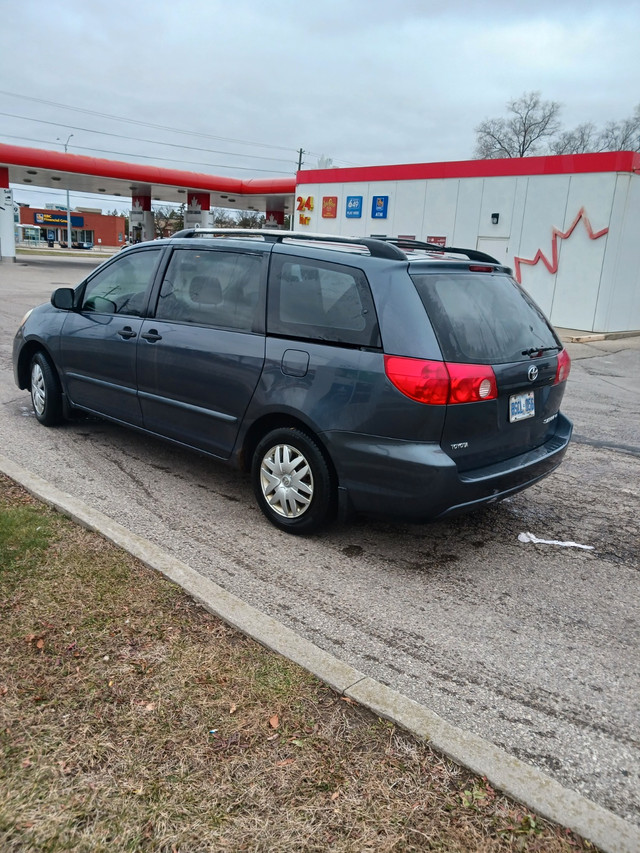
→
(251, 428, 336, 535)
(30, 352, 64, 426)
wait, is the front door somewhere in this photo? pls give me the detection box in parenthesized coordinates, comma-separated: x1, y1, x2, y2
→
(59, 247, 163, 425)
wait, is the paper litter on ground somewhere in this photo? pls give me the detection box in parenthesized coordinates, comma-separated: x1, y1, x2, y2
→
(518, 531, 595, 550)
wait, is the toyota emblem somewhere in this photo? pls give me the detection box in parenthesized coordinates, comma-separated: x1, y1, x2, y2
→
(527, 365, 539, 382)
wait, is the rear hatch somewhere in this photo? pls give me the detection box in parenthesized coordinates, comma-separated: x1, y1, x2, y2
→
(409, 267, 569, 472)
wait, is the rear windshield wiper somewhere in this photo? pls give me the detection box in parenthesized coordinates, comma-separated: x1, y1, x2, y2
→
(521, 345, 561, 356)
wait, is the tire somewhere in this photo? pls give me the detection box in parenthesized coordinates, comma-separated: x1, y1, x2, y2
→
(251, 427, 336, 535)
(30, 352, 64, 426)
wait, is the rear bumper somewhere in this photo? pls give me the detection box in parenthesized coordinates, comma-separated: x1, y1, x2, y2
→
(324, 413, 573, 522)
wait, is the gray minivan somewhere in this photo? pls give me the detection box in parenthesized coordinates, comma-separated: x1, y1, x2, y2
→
(13, 230, 572, 534)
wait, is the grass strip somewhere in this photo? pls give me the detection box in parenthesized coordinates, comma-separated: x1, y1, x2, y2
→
(0, 473, 597, 852)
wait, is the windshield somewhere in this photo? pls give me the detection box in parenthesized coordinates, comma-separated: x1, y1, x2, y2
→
(410, 271, 560, 364)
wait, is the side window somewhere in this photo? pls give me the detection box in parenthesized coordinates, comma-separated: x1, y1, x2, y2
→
(155, 248, 262, 332)
(267, 254, 380, 347)
(81, 250, 161, 316)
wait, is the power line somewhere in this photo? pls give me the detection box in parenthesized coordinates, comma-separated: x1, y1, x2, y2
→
(0, 89, 362, 169)
(0, 132, 293, 175)
(0, 111, 296, 165)
(0, 89, 297, 154)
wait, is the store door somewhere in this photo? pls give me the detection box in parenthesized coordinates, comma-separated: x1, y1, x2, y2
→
(477, 237, 510, 266)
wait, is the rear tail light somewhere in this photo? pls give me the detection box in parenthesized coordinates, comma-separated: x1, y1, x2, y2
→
(447, 362, 498, 403)
(383, 356, 449, 404)
(554, 349, 571, 385)
(384, 356, 497, 405)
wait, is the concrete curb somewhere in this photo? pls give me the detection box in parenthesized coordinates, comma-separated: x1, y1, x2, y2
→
(1, 452, 638, 853)
(557, 328, 640, 343)
(567, 333, 606, 343)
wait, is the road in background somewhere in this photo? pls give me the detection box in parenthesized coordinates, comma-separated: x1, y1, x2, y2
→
(1, 255, 638, 825)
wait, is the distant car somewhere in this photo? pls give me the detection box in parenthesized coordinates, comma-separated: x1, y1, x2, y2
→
(13, 229, 572, 535)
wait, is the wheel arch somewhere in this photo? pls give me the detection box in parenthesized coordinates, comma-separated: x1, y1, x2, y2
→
(239, 413, 337, 483)
(17, 340, 59, 390)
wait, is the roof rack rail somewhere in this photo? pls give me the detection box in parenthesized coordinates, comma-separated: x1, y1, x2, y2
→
(170, 228, 408, 260)
(380, 237, 500, 264)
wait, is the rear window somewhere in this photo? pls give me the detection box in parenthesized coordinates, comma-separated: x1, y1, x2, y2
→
(410, 272, 559, 364)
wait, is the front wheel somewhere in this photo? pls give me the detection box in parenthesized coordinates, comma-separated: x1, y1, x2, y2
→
(30, 352, 64, 426)
(251, 428, 336, 535)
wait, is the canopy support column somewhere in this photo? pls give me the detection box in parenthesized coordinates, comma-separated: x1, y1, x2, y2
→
(0, 167, 16, 261)
(130, 188, 154, 242)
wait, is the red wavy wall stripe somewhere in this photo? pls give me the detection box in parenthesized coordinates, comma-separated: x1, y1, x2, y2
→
(513, 207, 609, 283)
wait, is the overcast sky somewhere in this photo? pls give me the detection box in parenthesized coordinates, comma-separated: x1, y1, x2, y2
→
(2, 0, 639, 210)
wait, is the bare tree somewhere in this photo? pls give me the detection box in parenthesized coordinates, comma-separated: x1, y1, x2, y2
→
(475, 94, 640, 159)
(235, 210, 265, 228)
(549, 122, 599, 155)
(152, 204, 183, 237)
(597, 104, 640, 152)
(475, 91, 562, 158)
(212, 209, 236, 227)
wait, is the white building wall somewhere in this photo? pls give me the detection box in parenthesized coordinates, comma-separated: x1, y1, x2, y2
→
(423, 179, 458, 244)
(595, 173, 640, 332)
(295, 167, 640, 332)
(477, 176, 517, 239)
(550, 173, 615, 329)
(451, 179, 482, 247)
(389, 181, 426, 238)
(512, 175, 572, 317)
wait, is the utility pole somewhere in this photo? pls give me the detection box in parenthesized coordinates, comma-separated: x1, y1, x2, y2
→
(57, 134, 74, 250)
(297, 148, 305, 171)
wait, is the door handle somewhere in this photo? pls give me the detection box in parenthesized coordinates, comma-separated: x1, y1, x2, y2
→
(118, 326, 137, 339)
(141, 329, 162, 342)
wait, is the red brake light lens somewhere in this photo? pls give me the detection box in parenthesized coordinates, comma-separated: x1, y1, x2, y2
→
(554, 349, 571, 385)
(384, 356, 449, 404)
(384, 356, 497, 405)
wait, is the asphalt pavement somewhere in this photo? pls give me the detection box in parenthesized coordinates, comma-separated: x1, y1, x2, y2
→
(1, 254, 638, 852)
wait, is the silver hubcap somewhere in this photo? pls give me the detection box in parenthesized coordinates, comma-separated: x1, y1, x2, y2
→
(31, 363, 46, 416)
(260, 443, 314, 519)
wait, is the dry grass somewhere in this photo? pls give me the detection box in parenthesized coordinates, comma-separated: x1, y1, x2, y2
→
(0, 474, 597, 852)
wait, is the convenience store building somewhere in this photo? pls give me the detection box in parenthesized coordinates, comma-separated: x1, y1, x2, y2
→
(294, 151, 640, 334)
(16, 205, 126, 249)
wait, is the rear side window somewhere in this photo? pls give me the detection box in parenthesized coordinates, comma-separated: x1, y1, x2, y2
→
(268, 254, 380, 347)
(410, 272, 559, 364)
(155, 248, 263, 331)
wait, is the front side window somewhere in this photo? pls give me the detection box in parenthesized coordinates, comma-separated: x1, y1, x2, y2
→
(154, 248, 263, 332)
(81, 249, 161, 315)
(267, 254, 380, 347)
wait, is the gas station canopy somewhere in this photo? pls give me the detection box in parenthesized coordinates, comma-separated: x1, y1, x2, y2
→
(0, 143, 296, 211)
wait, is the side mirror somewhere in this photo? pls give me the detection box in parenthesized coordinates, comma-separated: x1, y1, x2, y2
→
(51, 287, 75, 310)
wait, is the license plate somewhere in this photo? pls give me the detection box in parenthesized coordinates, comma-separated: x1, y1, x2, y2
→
(509, 391, 535, 422)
